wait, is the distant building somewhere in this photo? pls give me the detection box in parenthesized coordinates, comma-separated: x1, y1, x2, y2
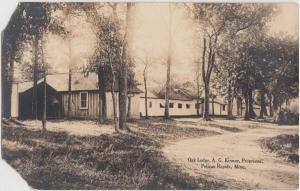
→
(139, 88, 228, 117)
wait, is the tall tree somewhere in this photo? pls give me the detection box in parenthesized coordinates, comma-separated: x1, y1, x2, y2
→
(81, 3, 109, 123)
(25, 3, 66, 126)
(2, 3, 29, 118)
(195, 60, 201, 116)
(192, 3, 274, 120)
(118, 3, 135, 129)
(164, 3, 173, 119)
(143, 58, 149, 119)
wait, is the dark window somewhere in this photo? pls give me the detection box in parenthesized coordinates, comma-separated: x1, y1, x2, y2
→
(80, 92, 88, 109)
(178, 103, 182, 108)
(149, 101, 152, 108)
(195, 103, 200, 109)
(160, 103, 165, 108)
(222, 105, 226, 111)
(169, 103, 174, 108)
(186, 104, 190, 109)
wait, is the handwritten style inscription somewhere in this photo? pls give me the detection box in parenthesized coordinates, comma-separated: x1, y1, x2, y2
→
(187, 157, 264, 170)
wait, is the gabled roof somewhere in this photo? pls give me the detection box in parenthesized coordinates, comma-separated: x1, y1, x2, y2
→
(140, 86, 227, 104)
(141, 88, 194, 101)
(18, 73, 142, 94)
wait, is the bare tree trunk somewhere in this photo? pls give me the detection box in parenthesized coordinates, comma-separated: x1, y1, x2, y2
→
(127, 96, 131, 119)
(111, 88, 118, 131)
(263, 101, 268, 116)
(203, 83, 210, 120)
(212, 96, 215, 116)
(2, 32, 12, 118)
(42, 73, 47, 131)
(164, 3, 172, 120)
(164, 58, 171, 119)
(108, 48, 118, 131)
(201, 38, 210, 121)
(227, 80, 233, 118)
(196, 95, 200, 116)
(259, 90, 267, 118)
(279, 99, 282, 111)
(195, 52, 201, 117)
(269, 94, 274, 117)
(240, 98, 243, 116)
(144, 75, 148, 119)
(118, 45, 128, 129)
(67, 7, 72, 120)
(32, 34, 39, 120)
(99, 67, 107, 122)
(42, 35, 46, 131)
(244, 92, 250, 120)
(119, 3, 133, 129)
(97, 70, 104, 123)
(6, 52, 15, 119)
(67, 69, 72, 119)
(248, 87, 256, 118)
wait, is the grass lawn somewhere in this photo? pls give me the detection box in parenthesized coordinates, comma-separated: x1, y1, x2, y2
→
(260, 134, 299, 164)
(2, 118, 223, 189)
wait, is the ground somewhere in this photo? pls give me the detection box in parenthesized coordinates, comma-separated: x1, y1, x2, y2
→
(164, 119, 299, 189)
(1, 117, 299, 189)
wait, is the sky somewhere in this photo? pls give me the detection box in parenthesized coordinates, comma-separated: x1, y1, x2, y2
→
(14, 3, 299, 88)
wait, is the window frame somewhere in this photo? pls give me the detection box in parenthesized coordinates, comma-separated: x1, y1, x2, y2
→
(80, 91, 89, 110)
(169, 102, 174, 108)
(178, 103, 182, 109)
(186, 104, 190, 109)
(222, 105, 226, 111)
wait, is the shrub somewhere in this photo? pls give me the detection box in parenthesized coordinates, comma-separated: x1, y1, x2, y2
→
(276, 110, 299, 125)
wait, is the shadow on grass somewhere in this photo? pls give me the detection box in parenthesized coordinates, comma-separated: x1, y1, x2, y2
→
(2, 123, 224, 189)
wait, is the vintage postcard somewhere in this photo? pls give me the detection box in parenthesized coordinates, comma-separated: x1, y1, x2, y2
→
(1, 2, 299, 190)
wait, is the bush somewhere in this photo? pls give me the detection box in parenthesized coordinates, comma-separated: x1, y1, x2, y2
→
(276, 110, 299, 125)
(261, 134, 299, 164)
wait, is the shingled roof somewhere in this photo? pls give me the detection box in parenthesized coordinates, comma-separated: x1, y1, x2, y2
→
(18, 73, 143, 94)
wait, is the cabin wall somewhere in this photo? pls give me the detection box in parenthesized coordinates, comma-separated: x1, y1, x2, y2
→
(18, 83, 60, 119)
(129, 94, 141, 118)
(61, 91, 140, 119)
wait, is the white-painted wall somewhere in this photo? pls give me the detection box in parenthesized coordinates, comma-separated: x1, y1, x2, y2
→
(210, 102, 227, 116)
(139, 98, 199, 116)
(105, 92, 141, 118)
(11, 83, 19, 118)
(139, 97, 227, 117)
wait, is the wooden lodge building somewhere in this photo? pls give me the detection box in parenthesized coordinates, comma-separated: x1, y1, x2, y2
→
(13, 73, 142, 120)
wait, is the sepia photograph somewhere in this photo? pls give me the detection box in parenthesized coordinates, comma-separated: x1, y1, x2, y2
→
(1, 1, 299, 190)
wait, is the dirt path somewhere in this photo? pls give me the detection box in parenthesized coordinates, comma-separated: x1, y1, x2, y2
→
(163, 120, 299, 189)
